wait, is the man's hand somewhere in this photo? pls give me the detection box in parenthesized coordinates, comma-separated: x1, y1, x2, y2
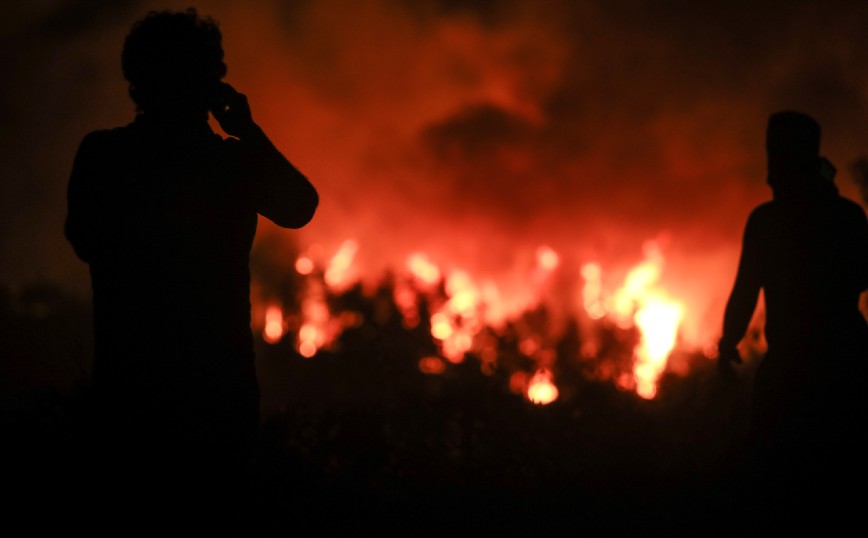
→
(211, 82, 260, 139)
(717, 342, 743, 381)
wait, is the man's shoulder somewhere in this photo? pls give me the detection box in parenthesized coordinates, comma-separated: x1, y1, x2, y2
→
(78, 125, 137, 151)
(832, 195, 868, 219)
(747, 201, 776, 223)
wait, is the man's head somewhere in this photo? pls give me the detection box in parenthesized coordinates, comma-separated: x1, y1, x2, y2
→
(122, 9, 226, 115)
(765, 111, 821, 190)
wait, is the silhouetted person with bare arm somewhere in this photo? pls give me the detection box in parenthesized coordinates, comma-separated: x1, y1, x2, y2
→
(65, 9, 317, 520)
(718, 111, 868, 522)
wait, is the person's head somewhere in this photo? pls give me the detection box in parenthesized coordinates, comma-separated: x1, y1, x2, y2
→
(765, 111, 821, 194)
(122, 9, 226, 117)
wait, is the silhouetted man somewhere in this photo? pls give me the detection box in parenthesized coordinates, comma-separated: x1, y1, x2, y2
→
(718, 111, 868, 519)
(65, 9, 317, 514)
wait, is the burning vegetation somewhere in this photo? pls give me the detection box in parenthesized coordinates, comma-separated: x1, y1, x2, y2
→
(242, 238, 751, 531)
(252, 237, 712, 405)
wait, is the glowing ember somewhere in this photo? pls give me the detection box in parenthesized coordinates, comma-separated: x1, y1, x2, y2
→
(295, 255, 314, 275)
(297, 323, 321, 358)
(430, 312, 453, 340)
(536, 245, 560, 271)
(418, 356, 446, 375)
(526, 369, 559, 405)
(509, 371, 529, 394)
(263, 305, 285, 344)
(296, 277, 331, 358)
(393, 280, 421, 328)
(616, 372, 635, 392)
(298, 341, 318, 358)
(440, 331, 471, 364)
(519, 338, 539, 357)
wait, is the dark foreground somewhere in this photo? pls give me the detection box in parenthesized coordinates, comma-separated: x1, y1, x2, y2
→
(4, 338, 751, 533)
(4, 282, 858, 534)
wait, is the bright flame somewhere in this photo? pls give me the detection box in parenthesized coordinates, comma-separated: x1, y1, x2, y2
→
(633, 298, 684, 399)
(526, 369, 559, 405)
(430, 312, 454, 340)
(280, 237, 690, 402)
(263, 305, 285, 344)
(445, 271, 480, 317)
(324, 240, 359, 291)
(407, 253, 441, 287)
(580, 242, 685, 399)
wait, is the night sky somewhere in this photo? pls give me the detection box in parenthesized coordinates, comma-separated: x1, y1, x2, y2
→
(3, 0, 868, 344)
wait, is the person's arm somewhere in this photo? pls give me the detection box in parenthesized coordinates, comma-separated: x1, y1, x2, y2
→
(853, 205, 868, 321)
(213, 83, 318, 229)
(855, 205, 868, 293)
(65, 131, 105, 263)
(719, 209, 764, 370)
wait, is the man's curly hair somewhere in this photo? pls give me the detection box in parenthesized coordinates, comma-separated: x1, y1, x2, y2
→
(122, 8, 226, 112)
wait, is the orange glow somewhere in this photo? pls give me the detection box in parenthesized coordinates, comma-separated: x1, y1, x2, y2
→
(406, 253, 441, 287)
(393, 280, 420, 328)
(45, 0, 787, 412)
(295, 255, 314, 275)
(441, 331, 473, 363)
(299, 323, 318, 342)
(452, 330, 473, 354)
(480, 346, 497, 364)
(519, 338, 539, 357)
(418, 356, 446, 374)
(295, 275, 339, 359)
(536, 245, 559, 271)
(526, 369, 559, 405)
(581, 262, 607, 320)
(616, 372, 635, 392)
(430, 312, 453, 340)
(130, 0, 777, 408)
(299, 341, 317, 358)
(297, 322, 322, 358)
(703, 343, 719, 359)
(509, 371, 529, 394)
(445, 271, 479, 317)
(263, 305, 284, 344)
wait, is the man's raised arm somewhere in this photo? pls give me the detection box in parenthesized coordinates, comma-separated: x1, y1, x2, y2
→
(213, 83, 318, 229)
